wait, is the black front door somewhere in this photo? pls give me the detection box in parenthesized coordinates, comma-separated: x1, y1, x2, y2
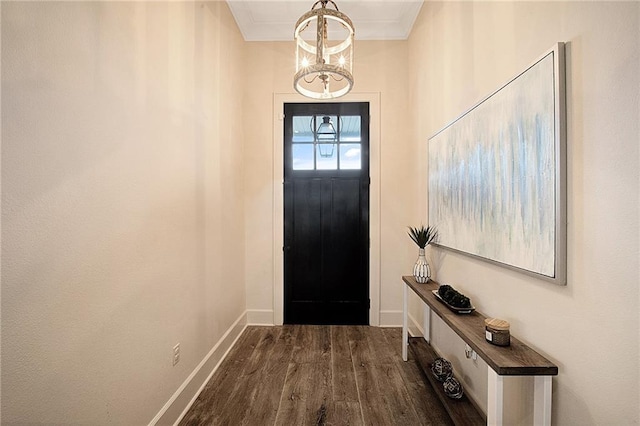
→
(283, 102, 370, 325)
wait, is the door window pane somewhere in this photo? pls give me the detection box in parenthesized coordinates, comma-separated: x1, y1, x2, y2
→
(292, 116, 314, 142)
(340, 116, 361, 142)
(316, 144, 337, 170)
(292, 144, 314, 170)
(339, 144, 361, 169)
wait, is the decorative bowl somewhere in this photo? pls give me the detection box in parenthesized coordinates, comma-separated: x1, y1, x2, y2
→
(443, 377, 464, 399)
(431, 358, 453, 382)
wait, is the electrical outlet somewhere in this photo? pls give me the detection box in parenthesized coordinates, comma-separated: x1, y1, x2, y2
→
(173, 343, 180, 366)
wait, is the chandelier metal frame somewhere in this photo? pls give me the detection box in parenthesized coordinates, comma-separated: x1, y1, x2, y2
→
(294, 0, 355, 99)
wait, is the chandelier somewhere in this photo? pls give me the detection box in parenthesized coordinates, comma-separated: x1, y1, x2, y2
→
(294, 0, 355, 99)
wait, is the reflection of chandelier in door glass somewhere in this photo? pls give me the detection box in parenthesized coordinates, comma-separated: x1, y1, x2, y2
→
(315, 116, 336, 158)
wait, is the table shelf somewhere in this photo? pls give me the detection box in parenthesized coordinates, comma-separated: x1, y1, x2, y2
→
(409, 337, 485, 426)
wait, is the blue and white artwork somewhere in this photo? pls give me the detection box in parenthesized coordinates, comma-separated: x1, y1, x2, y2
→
(429, 51, 561, 279)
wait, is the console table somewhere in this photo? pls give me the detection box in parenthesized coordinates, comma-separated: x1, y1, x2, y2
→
(402, 276, 558, 426)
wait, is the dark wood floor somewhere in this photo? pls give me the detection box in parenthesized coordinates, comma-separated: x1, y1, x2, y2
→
(179, 325, 453, 426)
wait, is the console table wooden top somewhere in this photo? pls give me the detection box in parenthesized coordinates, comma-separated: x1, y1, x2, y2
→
(402, 276, 558, 376)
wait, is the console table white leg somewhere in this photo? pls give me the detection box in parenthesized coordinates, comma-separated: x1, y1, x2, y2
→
(487, 369, 504, 426)
(402, 283, 408, 361)
(423, 304, 431, 343)
(533, 376, 552, 426)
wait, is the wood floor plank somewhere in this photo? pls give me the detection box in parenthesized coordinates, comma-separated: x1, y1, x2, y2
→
(291, 325, 331, 364)
(331, 326, 360, 403)
(216, 326, 299, 425)
(242, 326, 282, 376)
(377, 363, 425, 425)
(348, 325, 395, 366)
(275, 360, 332, 426)
(330, 326, 354, 364)
(208, 327, 280, 425)
(226, 326, 266, 362)
(324, 401, 365, 426)
(349, 330, 395, 426)
(243, 327, 297, 425)
(331, 359, 360, 403)
(364, 326, 398, 364)
(263, 325, 296, 376)
(378, 327, 404, 358)
(349, 358, 395, 425)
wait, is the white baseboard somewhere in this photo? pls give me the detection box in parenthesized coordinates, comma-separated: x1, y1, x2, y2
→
(407, 312, 423, 337)
(245, 309, 413, 328)
(379, 310, 403, 326)
(149, 311, 248, 426)
(370, 311, 425, 332)
(249, 309, 404, 327)
(247, 309, 274, 325)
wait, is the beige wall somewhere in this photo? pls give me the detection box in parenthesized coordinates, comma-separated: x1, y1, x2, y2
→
(242, 40, 418, 325)
(1, 2, 246, 424)
(409, 2, 639, 425)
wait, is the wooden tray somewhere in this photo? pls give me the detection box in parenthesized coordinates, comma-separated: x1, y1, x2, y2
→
(432, 290, 475, 314)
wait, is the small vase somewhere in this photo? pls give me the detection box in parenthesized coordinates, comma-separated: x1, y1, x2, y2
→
(413, 248, 431, 283)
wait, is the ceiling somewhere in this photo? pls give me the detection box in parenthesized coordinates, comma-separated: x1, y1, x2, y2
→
(225, 0, 425, 41)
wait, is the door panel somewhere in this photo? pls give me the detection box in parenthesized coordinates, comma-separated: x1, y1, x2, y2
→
(284, 102, 369, 325)
(288, 179, 322, 301)
(325, 178, 362, 301)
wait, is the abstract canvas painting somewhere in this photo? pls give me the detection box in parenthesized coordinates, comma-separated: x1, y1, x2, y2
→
(429, 43, 566, 284)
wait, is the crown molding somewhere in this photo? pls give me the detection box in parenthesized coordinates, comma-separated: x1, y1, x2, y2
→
(226, 0, 424, 41)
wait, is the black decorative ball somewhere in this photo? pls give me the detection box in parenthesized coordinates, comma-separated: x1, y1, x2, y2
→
(431, 358, 453, 382)
(443, 377, 464, 399)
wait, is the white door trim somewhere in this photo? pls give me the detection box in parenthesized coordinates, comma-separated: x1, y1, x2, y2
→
(272, 92, 381, 326)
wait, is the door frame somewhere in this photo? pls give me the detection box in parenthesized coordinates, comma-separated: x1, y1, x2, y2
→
(272, 92, 381, 326)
